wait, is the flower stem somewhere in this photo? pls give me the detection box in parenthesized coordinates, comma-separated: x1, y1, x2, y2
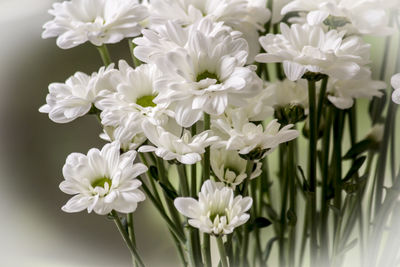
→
(288, 141, 297, 267)
(96, 44, 112, 66)
(111, 211, 145, 267)
(127, 213, 138, 267)
(202, 234, 212, 267)
(203, 113, 211, 183)
(307, 78, 318, 266)
(128, 39, 142, 68)
(216, 236, 229, 267)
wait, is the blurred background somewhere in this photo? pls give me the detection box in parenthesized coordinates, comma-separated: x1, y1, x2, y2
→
(1, 0, 399, 267)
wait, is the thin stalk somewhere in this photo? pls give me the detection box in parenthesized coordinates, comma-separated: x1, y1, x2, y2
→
(251, 179, 263, 266)
(128, 39, 142, 68)
(202, 234, 212, 267)
(203, 113, 211, 183)
(279, 150, 289, 267)
(177, 164, 190, 197)
(127, 213, 138, 267)
(139, 153, 162, 204)
(191, 124, 198, 196)
(216, 236, 229, 267)
(307, 78, 318, 266)
(241, 160, 254, 267)
(332, 109, 343, 228)
(96, 44, 112, 65)
(111, 211, 145, 267)
(288, 141, 297, 267)
(317, 76, 329, 129)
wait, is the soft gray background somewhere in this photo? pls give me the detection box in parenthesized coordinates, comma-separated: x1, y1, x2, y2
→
(0, 1, 177, 266)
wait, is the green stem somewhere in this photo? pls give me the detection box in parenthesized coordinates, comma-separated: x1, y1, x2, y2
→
(127, 213, 138, 267)
(333, 108, 344, 228)
(216, 236, 229, 267)
(202, 234, 212, 267)
(288, 141, 297, 267)
(307, 78, 318, 266)
(96, 44, 112, 65)
(191, 124, 198, 196)
(111, 211, 145, 267)
(317, 76, 329, 129)
(279, 148, 289, 267)
(203, 113, 211, 184)
(177, 164, 190, 197)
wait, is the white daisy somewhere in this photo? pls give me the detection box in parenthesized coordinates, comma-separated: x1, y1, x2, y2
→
(211, 149, 262, 188)
(174, 179, 252, 235)
(391, 73, 400, 105)
(39, 64, 115, 123)
(138, 121, 219, 164)
(59, 142, 147, 215)
(42, 0, 148, 49)
(281, 0, 393, 36)
(255, 23, 370, 81)
(212, 110, 299, 159)
(147, 0, 271, 62)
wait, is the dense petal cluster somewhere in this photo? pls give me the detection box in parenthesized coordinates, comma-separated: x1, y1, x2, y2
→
(281, 0, 393, 36)
(60, 142, 147, 215)
(174, 180, 252, 235)
(39, 65, 115, 123)
(256, 23, 370, 81)
(42, 0, 148, 49)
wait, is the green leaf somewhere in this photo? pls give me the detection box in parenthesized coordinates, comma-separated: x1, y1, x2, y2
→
(297, 165, 310, 192)
(149, 166, 159, 180)
(158, 182, 178, 201)
(248, 217, 272, 231)
(342, 156, 366, 182)
(343, 140, 373, 160)
(263, 237, 279, 262)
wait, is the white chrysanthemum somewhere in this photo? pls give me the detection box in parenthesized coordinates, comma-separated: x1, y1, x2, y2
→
(255, 23, 370, 81)
(145, 20, 262, 127)
(147, 0, 271, 62)
(42, 0, 148, 49)
(96, 60, 170, 129)
(100, 121, 147, 152)
(269, 79, 309, 109)
(391, 73, 400, 104)
(212, 110, 299, 157)
(281, 0, 393, 36)
(327, 69, 386, 109)
(39, 64, 115, 123)
(59, 142, 147, 215)
(138, 121, 219, 164)
(174, 180, 252, 235)
(211, 149, 262, 188)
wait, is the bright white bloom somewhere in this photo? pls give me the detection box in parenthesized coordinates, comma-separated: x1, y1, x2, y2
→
(39, 64, 115, 123)
(212, 110, 299, 157)
(269, 79, 309, 109)
(96, 60, 170, 130)
(271, 0, 292, 24)
(147, 0, 271, 62)
(59, 142, 147, 215)
(100, 122, 147, 152)
(391, 73, 400, 104)
(174, 180, 252, 235)
(211, 149, 262, 188)
(139, 121, 219, 164)
(146, 19, 262, 127)
(281, 0, 393, 36)
(255, 23, 370, 81)
(327, 69, 386, 109)
(42, 0, 148, 49)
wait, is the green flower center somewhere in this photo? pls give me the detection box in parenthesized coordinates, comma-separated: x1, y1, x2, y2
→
(210, 211, 227, 223)
(225, 167, 241, 177)
(196, 71, 220, 83)
(136, 95, 156, 107)
(91, 177, 112, 189)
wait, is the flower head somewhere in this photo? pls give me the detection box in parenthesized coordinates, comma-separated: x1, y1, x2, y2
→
(42, 0, 148, 49)
(39, 64, 115, 123)
(391, 73, 400, 104)
(174, 180, 252, 235)
(59, 142, 147, 215)
(255, 23, 369, 81)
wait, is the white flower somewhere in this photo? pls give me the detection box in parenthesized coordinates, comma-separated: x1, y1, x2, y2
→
(100, 122, 147, 152)
(212, 110, 299, 157)
(255, 23, 369, 81)
(96, 60, 170, 129)
(174, 180, 252, 235)
(39, 64, 115, 123)
(391, 73, 400, 104)
(281, 0, 393, 36)
(42, 0, 148, 49)
(138, 121, 219, 164)
(211, 149, 262, 188)
(147, 0, 271, 62)
(327, 69, 386, 109)
(271, 0, 292, 24)
(145, 19, 262, 127)
(59, 142, 147, 215)
(269, 79, 309, 109)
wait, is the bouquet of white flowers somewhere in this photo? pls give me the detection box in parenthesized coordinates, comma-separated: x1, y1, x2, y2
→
(39, 0, 400, 266)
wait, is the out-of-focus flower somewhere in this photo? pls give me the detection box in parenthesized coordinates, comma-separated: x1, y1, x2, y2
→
(138, 121, 219, 164)
(391, 73, 400, 104)
(59, 142, 147, 215)
(255, 23, 369, 81)
(39, 64, 115, 123)
(211, 149, 262, 188)
(281, 0, 393, 36)
(147, 0, 271, 62)
(42, 0, 148, 49)
(174, 180, 252, 235)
